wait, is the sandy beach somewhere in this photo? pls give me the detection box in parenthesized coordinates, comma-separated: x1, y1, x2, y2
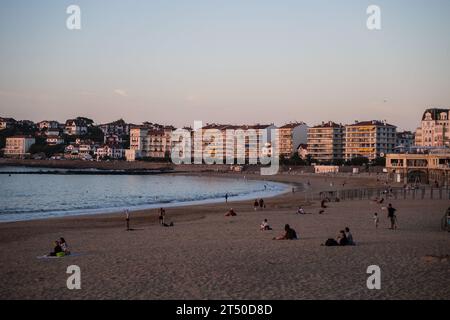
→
(0, 173, 449, 300)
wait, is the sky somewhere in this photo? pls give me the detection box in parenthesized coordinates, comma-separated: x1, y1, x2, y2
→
(0, 0, 449, 131)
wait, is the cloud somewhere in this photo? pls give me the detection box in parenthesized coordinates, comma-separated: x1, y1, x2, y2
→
(114, 89, 128, 97)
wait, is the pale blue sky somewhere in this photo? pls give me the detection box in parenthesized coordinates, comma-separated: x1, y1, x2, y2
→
(0, 0, 449, 130)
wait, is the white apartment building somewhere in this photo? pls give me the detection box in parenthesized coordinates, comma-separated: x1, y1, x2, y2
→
(193, 124, 276, 163)
(3, 136, 35, 157)
(307, 121, 345, 163)
(128, 125, 175, 159)
(0, 117, 16, 130)
(278, 122, 308, 157)
(96, 144, 125, 160)
(46, 136, 65, 145)
(38, 120, 60, 130)
(65, 119, 88, 136)
(415, 108, 450, 147)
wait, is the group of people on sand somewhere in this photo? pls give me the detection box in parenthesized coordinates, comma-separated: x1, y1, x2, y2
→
(253, 199, 266, 210)
(124, 208, 174, 230)
(372, 203, 398, 230)
(323, 227, 355, 246)
(48, 237, 70, 257)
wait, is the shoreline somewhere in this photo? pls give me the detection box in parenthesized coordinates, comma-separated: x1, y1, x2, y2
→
(0, 173, 294, 223)
(0, 172, 375, 228)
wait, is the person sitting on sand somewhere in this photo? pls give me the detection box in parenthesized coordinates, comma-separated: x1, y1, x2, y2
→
(345, 227, 355, 246)
(254, 199, 259, 211)
(49, 241, 63, 257)
(337, 230, 348, 246)
(59, 237, 71, 255)
(225, 208, 237, 217)
(260, 219, 272, 231)
(321, 199, 328, 209)
(273, 224, 298, 240)
(297, 206, 305, 215)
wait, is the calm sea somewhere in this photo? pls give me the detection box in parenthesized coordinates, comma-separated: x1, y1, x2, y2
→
(0, 167, 289, 222)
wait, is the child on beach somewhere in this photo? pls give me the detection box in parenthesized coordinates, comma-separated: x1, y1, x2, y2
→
(373, 213, 379, 229)
(260, 219, 272, 231)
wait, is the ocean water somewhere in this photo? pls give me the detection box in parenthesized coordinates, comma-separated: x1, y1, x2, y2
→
(0, 167, 289, 222)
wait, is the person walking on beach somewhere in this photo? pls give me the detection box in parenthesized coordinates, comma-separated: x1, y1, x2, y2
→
(259, 198, 265, 209)
(254, 199, 259, 211)
(387, 204, 397, 230)
(159, 208, 166, 226)
(125, 209, 130, 231)
(225, 193, 229, 203)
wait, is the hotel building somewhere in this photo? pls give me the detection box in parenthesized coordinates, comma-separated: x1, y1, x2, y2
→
(414, 108, 450, 147)
(307, 121, 345, 163)
(3, 136, 35, 157)
(128, 124, 175, 159)
(344, 120, 397, 161)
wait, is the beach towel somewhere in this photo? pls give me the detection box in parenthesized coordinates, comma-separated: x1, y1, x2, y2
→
(37, 253, 84, 260)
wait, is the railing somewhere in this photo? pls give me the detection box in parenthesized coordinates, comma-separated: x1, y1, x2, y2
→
(301, 186, 450, 202)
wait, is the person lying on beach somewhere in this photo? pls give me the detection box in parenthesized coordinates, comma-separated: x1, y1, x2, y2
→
(260, 219, 272, 231)
(225, 208, 237, 217)
(162, 222, 174, 227)
(273, 224, 298, 240)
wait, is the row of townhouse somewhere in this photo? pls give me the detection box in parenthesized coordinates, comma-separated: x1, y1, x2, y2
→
(64, 139, 125, 160)
(126, 120, 404, 163)
(127, 122, 302, 162)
